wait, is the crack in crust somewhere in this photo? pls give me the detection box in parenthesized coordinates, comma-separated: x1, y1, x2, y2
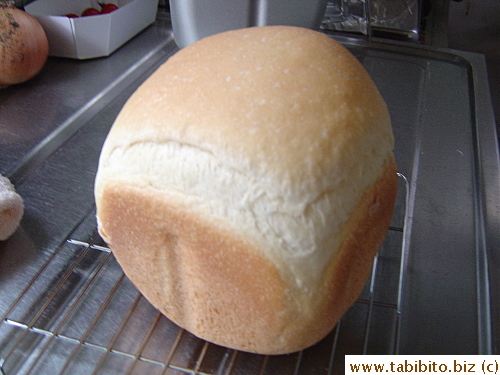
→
(97, 156, 397, 354)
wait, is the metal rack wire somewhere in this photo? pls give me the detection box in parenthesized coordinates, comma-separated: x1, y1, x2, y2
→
(0, 173, 409, 375)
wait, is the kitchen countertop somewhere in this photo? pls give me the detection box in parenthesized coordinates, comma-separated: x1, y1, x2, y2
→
(0, 11, 175, 185)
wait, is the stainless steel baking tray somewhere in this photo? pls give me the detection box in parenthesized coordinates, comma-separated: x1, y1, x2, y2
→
(1, 11, 499, 375)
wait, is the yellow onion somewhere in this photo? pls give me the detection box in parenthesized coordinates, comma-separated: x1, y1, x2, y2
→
(0, 1, 49, 86)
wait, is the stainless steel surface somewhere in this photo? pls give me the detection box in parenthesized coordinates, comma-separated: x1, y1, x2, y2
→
(169, 0, 328, 48)
(1, 9, 499, 374)
(0, 13, 174, 185)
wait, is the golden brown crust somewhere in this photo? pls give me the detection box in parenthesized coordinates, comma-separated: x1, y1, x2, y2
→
(98, 156, 397, 354)
(0, 6, 49, 85)
(275, 155, 398, 353)
(99, 181, 291, 353)
(99, 26, 394, 203)
(95, 26, 398, 355)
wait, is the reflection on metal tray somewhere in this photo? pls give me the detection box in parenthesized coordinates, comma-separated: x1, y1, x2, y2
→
(0, 10, 499, 375)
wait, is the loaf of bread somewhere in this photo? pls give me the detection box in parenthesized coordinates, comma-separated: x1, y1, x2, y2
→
(94, 25, 397, 355)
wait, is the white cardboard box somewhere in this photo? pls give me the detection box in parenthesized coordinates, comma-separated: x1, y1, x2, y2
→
(25, 0, 158, 59)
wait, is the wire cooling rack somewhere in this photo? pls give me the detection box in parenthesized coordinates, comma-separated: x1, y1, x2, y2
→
(0, 173, 409, 375)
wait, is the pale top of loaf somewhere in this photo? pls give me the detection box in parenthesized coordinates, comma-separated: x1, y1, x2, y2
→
(95, 26, 394, 308)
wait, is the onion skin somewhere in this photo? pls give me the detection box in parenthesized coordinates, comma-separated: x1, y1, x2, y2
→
(0, 4, 49, 86)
